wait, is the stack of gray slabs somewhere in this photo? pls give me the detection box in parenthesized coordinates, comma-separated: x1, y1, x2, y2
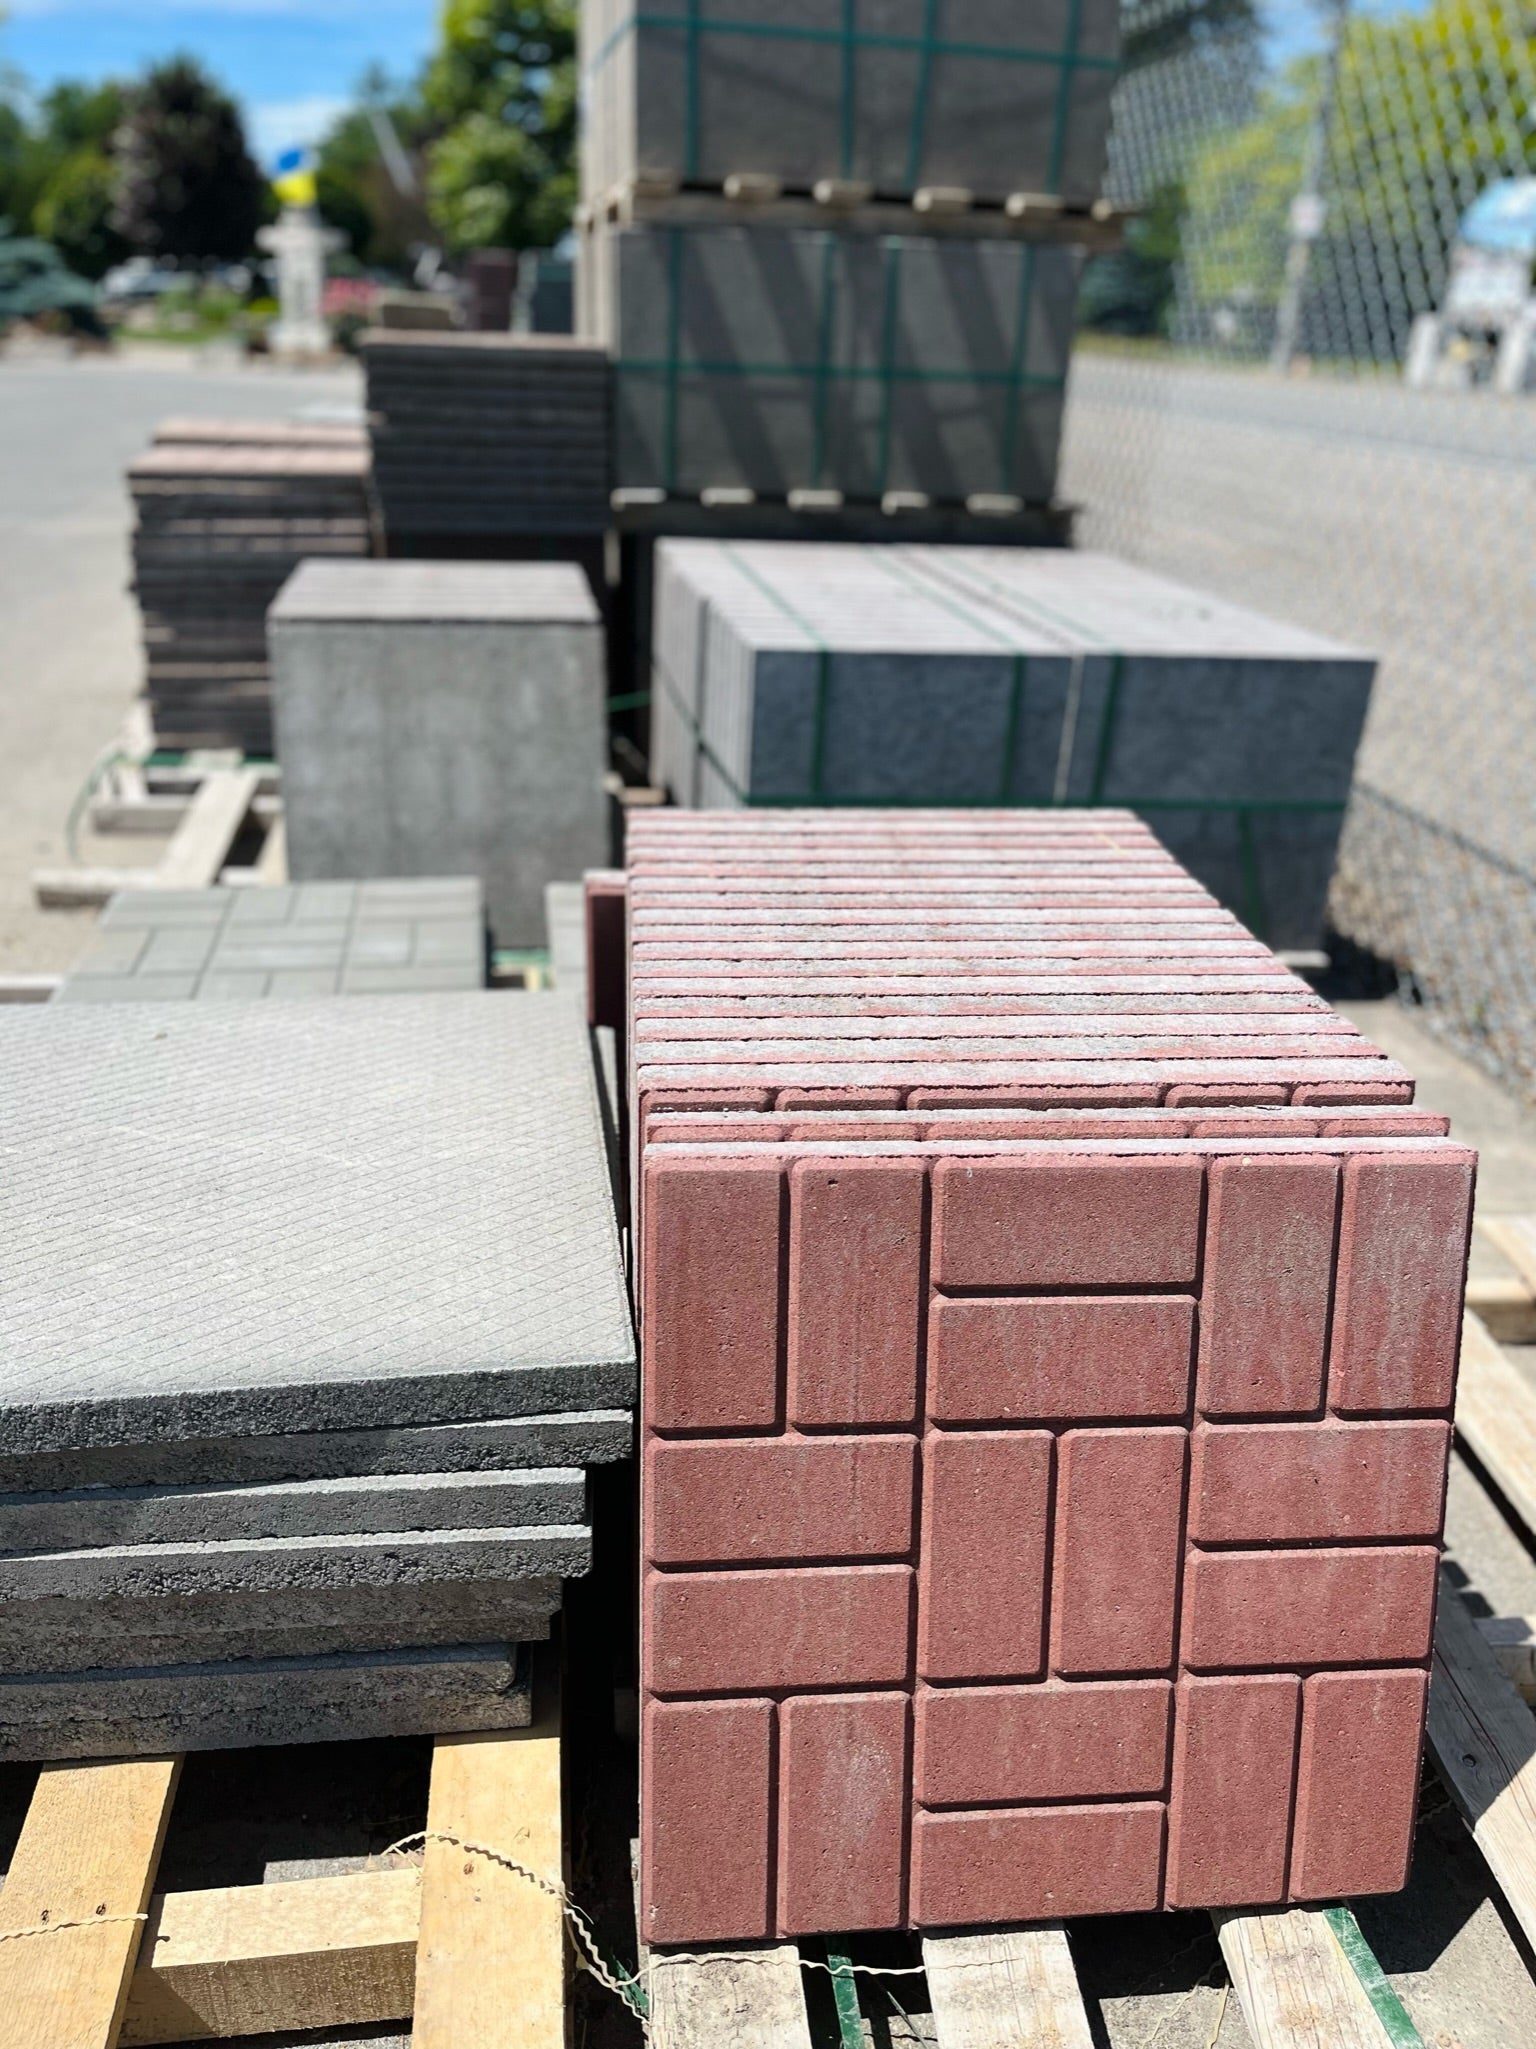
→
(56, 878, 488, 1003)
(649, 540, 1376, 950)
(578, 0, 1121, 209)
(362, 331, 611, 544)
(0, 994, 635, 1760)
(128, 438, 372, 754)
(586, 224, 1079, 505)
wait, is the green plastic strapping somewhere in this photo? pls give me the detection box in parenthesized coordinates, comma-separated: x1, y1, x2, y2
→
(811, 232, 838, 487)
(839, 0, 858, 179)
(1087, 651, 1125, 802)
(584, 12, 1119, 81)
(663, 227, 684, 493)
(998, 656, 1027, 802)
(1236, 805, 1269, 940)
(619, 356, 1067, 391)
(1048, 0, 1086, 193)
(875, 239, 904, 498)
(683, 0, 702, 180)
(1000, 243, 1039, 493)
(902, 0, 943, 192)
(1324, 1906, 1425, 2048)
(824, 1948, 865, 2049)
(607, 689, 653, 712)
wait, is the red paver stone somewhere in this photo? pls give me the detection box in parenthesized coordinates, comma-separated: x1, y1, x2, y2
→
(919, 1430, 1051, 1681)
(1189, 1420, 1451, 1544)
(928, 1295, 1195, 1423)
(777, 1693, 910, 1935)
(641, 1699, 772, 1943)
(1052, 1428, 1187, 1676)
(1182, 1545, 1439, 1670)
(915, 1680, 1171, 1807)
(1165, 1675, 1300, 1907)
(642, 1157, 782, 1431)
(788, 1160, 925, 1427)
(583, 868, 627, 1034)
(646, 1436, 917, 1564)
(1165, 1084, 1290, 1106)
(931, 1157, 1204, 1288)
(644, 1565, 914, 1695)
(1290, 1669, 1429, 1899)
(1329, 1155, 1474, 1414)
(1197, 1156, 1339, 1416)
(911, 1803, 1166, 1925)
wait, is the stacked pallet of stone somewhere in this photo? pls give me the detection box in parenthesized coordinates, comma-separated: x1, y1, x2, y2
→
(0, 994, 635, 1761)
(129, 437, 372, 754)
(268, 561, 611, 949)
(608, 809, 1473, 1944)
(648, 540, 1377, 950)
(362, 330, 611, 551)
(577, 0, 1120, 510)
(56, 877, 488, 1002)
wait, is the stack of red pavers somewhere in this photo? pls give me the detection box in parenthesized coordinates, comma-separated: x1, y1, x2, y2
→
(588, 809, 1474, 1947)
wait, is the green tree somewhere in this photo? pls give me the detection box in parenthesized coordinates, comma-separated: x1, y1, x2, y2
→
(111, 57, 265, 263)
(28, 80, 129, 277)
(420, 0, 575, 252)
(316, 76, 433, 273)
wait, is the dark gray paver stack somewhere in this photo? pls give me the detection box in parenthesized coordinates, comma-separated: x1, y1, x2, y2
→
(650, 540, 1377, 950)
(269, 562, 610, 949)
(57, 878, 487, 1003)
(0, 993, 635, 1760)
(129, 432, 372, 754)
(362, 330, 610, 550)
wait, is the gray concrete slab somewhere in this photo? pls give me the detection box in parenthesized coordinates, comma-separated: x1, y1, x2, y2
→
(0, 1410, 631, 1495)
(270, 564, 609, 948)
(58, 877, 487, 1003)
(0, 994, 634, 1453)
(0, 1641, 531, 1763)
(0, 1465, 586, 1552)
(0, 1523, 592, 1602)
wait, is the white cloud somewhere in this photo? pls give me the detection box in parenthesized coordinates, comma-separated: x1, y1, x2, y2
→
(248, 92, 350, 165)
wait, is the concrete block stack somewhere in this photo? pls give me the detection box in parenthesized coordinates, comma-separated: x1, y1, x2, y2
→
(55, 878, 487, 1002)
(268, 561, 610, 948)
(610, 809, 1473, 1944)
(577, 0, 1120, 512)
(361, 330, 610, 553)
(128, 433, 372, 755)
(649, 540, 1376, 950)
(0, 995, 635, 1761)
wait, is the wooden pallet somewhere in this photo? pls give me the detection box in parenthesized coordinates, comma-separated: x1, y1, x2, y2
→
(1469, 1215, 1536, 1341)
(0, 1649, 565, 2049)
(33, 759, 285, 908)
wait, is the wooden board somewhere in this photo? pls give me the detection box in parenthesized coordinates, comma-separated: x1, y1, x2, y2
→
(1215, 1909, 1407, 2048)
(1465, 1273, 1536, 1344)
(411, 1647, 564, 2049)
(647, 1948, 814, 2049)
(923, 1928, 1094, 2049)
(0, 1755, 181, 2049)
(254, 816, 287, 884)
(155, 769, 260, 890)
(120, 1868, 418, 2046)
(1478, 1616, 1536, 1701)
(1456, 1311, 1536, 1532)
(1477, 1217, 1536, 1299)
(1428, 1568, 1536, 1956)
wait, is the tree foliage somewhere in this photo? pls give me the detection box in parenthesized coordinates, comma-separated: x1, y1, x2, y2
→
(111, 57, 265, 263)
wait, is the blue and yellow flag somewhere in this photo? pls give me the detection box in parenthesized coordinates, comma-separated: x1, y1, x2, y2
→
(273, 146, 318, 209)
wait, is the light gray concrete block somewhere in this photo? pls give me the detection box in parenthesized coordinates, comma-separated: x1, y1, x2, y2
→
(580, 0, 1120, 207)
(0, 1522, 593, 1602)
(0, 1465, 586, 1552)
(591, 223, 1077, 504)
(0, 995, 634, 1452)
(270, 564, 609, 948)
(0, 1409, 631, 1494)
(0, 1642, 531, 1762)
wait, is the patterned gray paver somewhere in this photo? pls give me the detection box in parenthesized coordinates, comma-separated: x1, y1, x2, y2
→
(57, 877, 486, 1001)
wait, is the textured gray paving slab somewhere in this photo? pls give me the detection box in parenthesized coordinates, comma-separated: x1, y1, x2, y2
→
(0, 993, 634, 1449)
(0, 1464, 586, 1551)
(58, 876, 487, 1002)
(0, 1522, 592, 1601)
(0, 1640, 530, 1763)
(0, 1407, 632, 1493)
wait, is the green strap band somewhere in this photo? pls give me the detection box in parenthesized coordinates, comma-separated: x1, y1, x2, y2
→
(584, 13, 1119, 78)
(874, 239, 904, 497)
(903, 0, 943, 190)
(840, 0, 858, 179)
(825, 1949, 864, 2049)
(810, 232, 838, 488)
(1088, 651, 1125, 802)
(1324, 1907, 1425, 2048)
(1000, 242, 1040, 493)
(683, 0, 701, 180)
(1047, 0, 1086, 193)
(617, 355, 1067, 391)
(662, 228, 684, 493)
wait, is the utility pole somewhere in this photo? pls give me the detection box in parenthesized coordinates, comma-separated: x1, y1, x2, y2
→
(1270, 0, 1350, 373)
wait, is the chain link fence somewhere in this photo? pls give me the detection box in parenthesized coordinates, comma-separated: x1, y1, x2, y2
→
(1061, 0, 1536, 1093)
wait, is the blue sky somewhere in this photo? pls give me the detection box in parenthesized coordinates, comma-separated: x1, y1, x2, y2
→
(1, 0, 438, 165)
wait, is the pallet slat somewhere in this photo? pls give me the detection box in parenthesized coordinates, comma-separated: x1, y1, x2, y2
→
(155, 769, 261, 889)
(0, 1756, 181, 2049)
(1428, 1568, 1536, 1956)
(1215, 1908, 1414, 2048)
(923, 1928, 1094, 2049)
(648, 1948, 813, 2049)
(119, 1868, 418, 2046)
(412, 1648, 564, 2049)
(1456, 1310, 1536, 1537)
